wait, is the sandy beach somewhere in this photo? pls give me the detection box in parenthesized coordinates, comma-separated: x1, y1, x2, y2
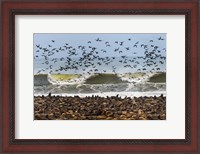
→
(34, 94, 166, 120)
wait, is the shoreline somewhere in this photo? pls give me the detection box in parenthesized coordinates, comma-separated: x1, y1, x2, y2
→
(34, 91, 166, 98)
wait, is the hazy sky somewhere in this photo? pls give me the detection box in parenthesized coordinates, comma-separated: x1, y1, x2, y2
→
(34, 33, 166, 58)
(34, 33, 166, 74)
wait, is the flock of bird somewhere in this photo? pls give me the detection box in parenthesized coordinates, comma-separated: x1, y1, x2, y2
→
(34, 36, 166, 75)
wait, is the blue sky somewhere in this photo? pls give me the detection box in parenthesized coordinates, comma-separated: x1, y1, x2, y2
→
(34, 33, 166, 74)
(34, 33, 166, 58)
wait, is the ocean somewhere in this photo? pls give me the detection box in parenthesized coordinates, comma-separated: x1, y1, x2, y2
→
(34, 56, 166, 97)
(34, 73, 166, 97)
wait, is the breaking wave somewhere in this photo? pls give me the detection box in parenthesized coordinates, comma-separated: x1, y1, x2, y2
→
(34, 72, 166, 95)
(35, 72, 165, 85)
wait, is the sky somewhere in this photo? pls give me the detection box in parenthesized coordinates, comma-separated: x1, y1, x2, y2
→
(34, 33, 166, 58)
(33, 33, 166, 74)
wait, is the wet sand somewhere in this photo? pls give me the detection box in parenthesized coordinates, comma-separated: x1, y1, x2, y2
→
(34, 94, 166, 120)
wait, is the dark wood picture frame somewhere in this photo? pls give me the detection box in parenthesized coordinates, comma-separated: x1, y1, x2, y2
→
(0, 0, 199, 153)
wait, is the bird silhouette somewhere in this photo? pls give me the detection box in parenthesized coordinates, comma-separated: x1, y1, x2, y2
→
(158, 36, 164, 40)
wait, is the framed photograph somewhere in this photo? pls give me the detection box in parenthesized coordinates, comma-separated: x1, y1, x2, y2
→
(1, 0, 199, 153)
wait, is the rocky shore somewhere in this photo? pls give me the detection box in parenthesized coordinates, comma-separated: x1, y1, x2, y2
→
(34, 94, 166, 120)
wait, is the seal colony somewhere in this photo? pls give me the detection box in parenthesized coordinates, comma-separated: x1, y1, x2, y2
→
(34, 94, 166, 120)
